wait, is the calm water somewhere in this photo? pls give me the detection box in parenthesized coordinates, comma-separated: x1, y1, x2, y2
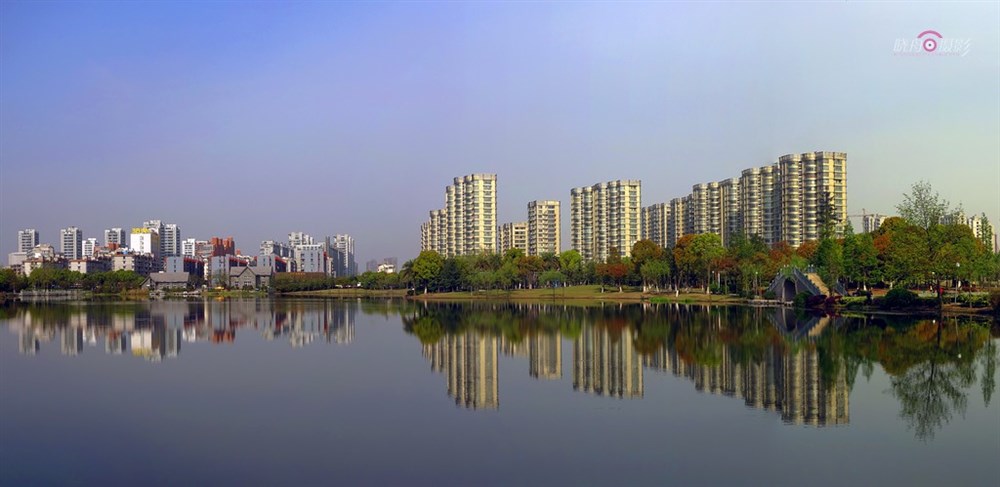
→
(1, 299, 997, 486)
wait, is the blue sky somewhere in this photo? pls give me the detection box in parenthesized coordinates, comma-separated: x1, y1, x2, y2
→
(1, 1, 998, 262)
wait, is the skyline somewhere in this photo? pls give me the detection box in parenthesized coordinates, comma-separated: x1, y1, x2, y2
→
(2, 2, 998, 263)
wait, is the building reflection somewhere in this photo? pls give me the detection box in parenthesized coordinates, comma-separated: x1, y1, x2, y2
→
(530, 333, 562, 380)
(423, 331, 499, 410)
(643, 343, 849, 426)
(574, 326, 643, 398)
(6, 299, 358, 361)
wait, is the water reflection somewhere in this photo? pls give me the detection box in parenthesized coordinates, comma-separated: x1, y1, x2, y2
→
(5, 300, 357, 360)
(2, 299, 996, 441)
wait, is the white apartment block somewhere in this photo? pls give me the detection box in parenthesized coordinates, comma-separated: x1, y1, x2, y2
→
(289, 231, 314, 248)
(82, 238, 98, 257)
(182, 238, 198, 257)
(777, 151, 847, 246)
(649, 151, 847, 249)
(162, 223, 181, 257)
(570, 180, 641, 262)
(861, 213, 889, 234)
(421, 174, 497, 256)
(329, 234, 357, 277)
(130, 227, 160, 257)
(498, 222, 528, 254)
(104, 228, 126, 248)
(641, 202, 669, 249)
(60, 226, 83, 260)
(527, 200, 561, 256)
(18, 229, 39, 253)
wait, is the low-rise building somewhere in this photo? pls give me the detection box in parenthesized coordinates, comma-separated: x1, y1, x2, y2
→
(145, 272, 191, 291)
(229, 266, 273, 289)
(69, 258, 112, 274)
(112, 253, 157, 276)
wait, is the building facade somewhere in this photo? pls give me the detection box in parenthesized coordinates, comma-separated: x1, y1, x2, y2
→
(647, 151, 847, 249)
(17, 229, 39, 253)
(527, 200, 561, 256)
(130, 228, 160, 258)
(641, 202, 669, 249)
(421, 174, 497, 256)
(104, 228, 126, 248)
(328, 234, 357, 277)
(497, 222, 528, 254)
(60, 226, 83, 260)
(570, 180, 641, 262)
(82, 238, 98, 257)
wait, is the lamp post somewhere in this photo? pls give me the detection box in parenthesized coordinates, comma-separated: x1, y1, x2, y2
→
(954, 262, 961, 304)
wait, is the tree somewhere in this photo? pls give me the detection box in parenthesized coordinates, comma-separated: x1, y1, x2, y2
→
(538, 270, 565, 288)
(978, 213, 994, 253)
(640, 260, 671, 292)
(558, 250, 583, 283)
(817, 190, 840, 239)
(516, 255, 545, 289)
(876, 217, 929, 287)
(0, 268, 24, 292)
(812, 237, 844, 287)
(630, 239, 665, 274)
(673, 233, 724, 292)
(897, 180, 950, 230)
(843, 224, 879, 289)
(411, 250, 444, 294)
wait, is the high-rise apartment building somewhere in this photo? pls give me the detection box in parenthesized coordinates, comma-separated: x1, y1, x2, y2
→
(641, 202, 670, 249)
(130, 227, 160, 257)
(527, 200, 561, 256)
(182, 238, 197, 257)
(648, 151, 847, 249)
(328, 234, 357, 277)
(570, 180, 641, 262)
(861, 213, 889, 234)
(421, 174, 497, 256)
(288, 232, 314, 248)
(667, 198, 686, 248)
(161, 223, 181, 257)
(104, 228, 126, 248)
(81, 238, 98, 257)
(777, 152, 847, 246)
(60, 227, 83, 259)
(17, 229, 39, 253)
(497, 222, 528, 254)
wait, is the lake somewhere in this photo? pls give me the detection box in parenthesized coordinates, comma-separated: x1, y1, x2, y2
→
(1, 299, 997, 486)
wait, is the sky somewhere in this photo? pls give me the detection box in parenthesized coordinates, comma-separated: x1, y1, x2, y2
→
(1, 1, 998, 263)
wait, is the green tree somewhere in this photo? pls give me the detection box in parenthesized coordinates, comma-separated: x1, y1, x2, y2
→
(411, 250, 444, 294)
(538, 270, 566, 288)
(977, 213, 994, 253)
(812, 237, 844, 287)
(875, 217, 929, 287)
(0, 268, 25, 292)
(843, 225, 879, 289)
(897, 180, 950, 230)
(673, 233, 725, 292)
(640, 259, 671, 292)
(558, 250, 584, 283)
(630, 239, 665, 274)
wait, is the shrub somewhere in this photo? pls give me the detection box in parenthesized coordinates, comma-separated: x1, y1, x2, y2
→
(990, 291, 1000, 315)
(957, 293, 989, 308)
(882, 288, 918, 309)
(763, 290, 776, 300)
(793, 292, 810, 308)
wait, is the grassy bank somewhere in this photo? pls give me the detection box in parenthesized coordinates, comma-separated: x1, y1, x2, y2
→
(410, 285, 745, 304)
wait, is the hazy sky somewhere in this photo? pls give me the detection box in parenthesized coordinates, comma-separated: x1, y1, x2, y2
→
(2, 1, 998, 263)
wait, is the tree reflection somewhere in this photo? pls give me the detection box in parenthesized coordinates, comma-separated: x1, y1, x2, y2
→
(888, 320, 981, 441)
